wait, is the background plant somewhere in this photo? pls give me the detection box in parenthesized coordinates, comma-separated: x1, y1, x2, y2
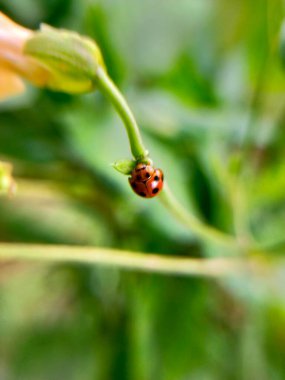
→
(1, 1, 285, 379)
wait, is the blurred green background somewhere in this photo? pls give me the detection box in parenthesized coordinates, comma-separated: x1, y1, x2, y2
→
(1, 0, 285, 379)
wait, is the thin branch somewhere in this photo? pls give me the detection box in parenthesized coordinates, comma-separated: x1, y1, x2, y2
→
(95, 68, 244, 249)
(0, 243, 249, 277)
(96, 66, 148, 160)
(159, 182, 238, 250)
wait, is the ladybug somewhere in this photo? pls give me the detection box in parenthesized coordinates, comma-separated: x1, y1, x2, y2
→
(129, 162, 164, 198)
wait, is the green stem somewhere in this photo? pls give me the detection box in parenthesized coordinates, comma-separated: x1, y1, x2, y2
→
(0, 243, 247, 277)
(159, 182, 237, 249)
(96, 68, 239, 249)
(96, 67, 148, 160)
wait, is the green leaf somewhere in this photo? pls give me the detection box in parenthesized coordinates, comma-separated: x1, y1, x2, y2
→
(112, 159, 136, 175)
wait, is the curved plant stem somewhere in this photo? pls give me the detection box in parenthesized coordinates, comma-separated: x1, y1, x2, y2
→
(0, 243, 248, 277)
(96, 67, 148, 160)
(159, 182, 237, 249)
(96, 67, 239, 249)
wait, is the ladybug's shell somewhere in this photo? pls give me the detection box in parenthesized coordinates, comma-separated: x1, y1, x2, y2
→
(129, 167, 164, 198)
(145, 169, 163, 196)
(129, 178, 149, 198)
(132, 163, 155, 182)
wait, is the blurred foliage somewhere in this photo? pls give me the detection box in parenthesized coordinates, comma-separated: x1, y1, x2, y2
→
(1, 0, 285, 379)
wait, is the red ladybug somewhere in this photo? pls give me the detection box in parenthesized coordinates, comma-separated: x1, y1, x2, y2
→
(129, 162, 164, 198)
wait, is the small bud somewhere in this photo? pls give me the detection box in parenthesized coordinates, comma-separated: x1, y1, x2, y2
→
(112, 159, 136, 175)
(0, 161, 16, 195)
(24, 24, 106, 94)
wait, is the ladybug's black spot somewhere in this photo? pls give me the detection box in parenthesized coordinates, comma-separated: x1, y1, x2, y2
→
(145, 172, 150, 178)
(154, 176, 159, 181)
(139, 192, 146, 197)
(136, 175, 142, 181)
(132, 182, 137, 189)
(152, 188, 159, 194)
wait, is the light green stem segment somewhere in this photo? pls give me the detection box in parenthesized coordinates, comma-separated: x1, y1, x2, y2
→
(0, 243, 248, 277)
(96, 67, 148, 160)
(159, 182, 237, 249)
